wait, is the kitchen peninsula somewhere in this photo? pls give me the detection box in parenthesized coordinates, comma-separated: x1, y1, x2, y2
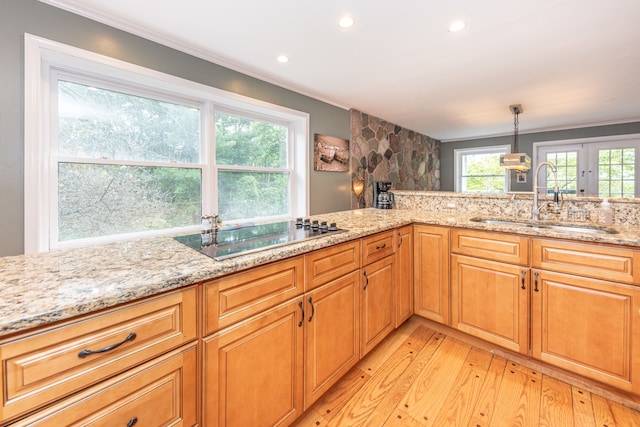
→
(2, 191, 640, 425)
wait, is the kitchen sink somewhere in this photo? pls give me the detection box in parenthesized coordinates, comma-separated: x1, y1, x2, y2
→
(469, 217, 617, 234)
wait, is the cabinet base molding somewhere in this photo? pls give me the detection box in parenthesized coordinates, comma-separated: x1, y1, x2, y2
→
(413, 315, 640, 412)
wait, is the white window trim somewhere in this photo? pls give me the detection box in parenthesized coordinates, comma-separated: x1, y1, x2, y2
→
(533, 134, 640, 196)
(24, 34, 309, 253)
(454, 145, 510, 193)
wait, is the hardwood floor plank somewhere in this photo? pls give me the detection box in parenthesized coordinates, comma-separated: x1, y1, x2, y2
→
(292, 407, 328, 427)
(355, 316, 424, 376)
(399, 337, 472, 426)
(571, 386, 595, 427)
(538, 375, 574, 427)
(304, 367, 371, 424)
(489, 363, 542, 427)
(293, 316, 640, 427)
(324, 327, 434, 426)
(431, 347, 493, 426)
(382, 408, 425, 426)
(361, 330, 445, 426)
(466, 355, 508, 427)
(592, 393, 640, 427)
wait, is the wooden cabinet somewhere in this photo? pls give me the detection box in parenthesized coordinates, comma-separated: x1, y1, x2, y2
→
(360, 254, 396, 357)
(451, 254, 529, 354)
(395, 225, 414, 327)
(413, 225, 449, 324)
(531, 269, 640, 394)
(450, 229, 530, 354)
(9, 343, 198, 427)
(306, 240, 360, 291)
(362, 230, 395, 265)
(532, 238, 640, 284)
(304, 271, 360, 409)
(0, 287, 197, 424)
(203, 299, 305, 427)
(203, 256, 305, 335)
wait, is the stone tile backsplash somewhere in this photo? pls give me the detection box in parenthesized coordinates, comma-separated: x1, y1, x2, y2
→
(394, 191, 640, 226)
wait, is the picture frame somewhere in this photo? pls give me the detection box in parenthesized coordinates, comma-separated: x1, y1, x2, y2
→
(313, 134, 349, 172)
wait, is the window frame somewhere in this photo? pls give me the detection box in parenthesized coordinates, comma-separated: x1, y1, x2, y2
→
(24, 34, 309, 253)
(454, 145, 510, 193)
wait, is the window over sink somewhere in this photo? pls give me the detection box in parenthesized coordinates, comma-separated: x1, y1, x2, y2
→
(24, 35, 308, 253)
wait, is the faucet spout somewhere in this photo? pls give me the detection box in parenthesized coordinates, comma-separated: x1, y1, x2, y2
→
(532, 161, 559, 221)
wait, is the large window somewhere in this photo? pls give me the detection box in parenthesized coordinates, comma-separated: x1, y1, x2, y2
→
(454, 145, 510, 193)
(535, 135, 640, 198)
(25, 35, 308, 253)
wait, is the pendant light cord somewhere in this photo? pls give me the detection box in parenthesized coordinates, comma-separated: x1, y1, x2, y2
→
(513, 108, 520, 153)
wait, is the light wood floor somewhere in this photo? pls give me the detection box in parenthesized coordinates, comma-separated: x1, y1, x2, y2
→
(293, 316, 640, 427)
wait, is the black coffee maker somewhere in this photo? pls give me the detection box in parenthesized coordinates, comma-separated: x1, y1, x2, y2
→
(373, 181, 395, 209)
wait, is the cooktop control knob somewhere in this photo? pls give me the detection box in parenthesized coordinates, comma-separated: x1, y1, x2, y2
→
(320, 221, 328, 233)
(328, 222, 338, 231)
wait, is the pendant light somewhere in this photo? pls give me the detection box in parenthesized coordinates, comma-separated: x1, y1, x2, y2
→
(499, 104, 531, 171)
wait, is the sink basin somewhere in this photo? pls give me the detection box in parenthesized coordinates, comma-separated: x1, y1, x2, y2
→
(469, 217, 617, 235)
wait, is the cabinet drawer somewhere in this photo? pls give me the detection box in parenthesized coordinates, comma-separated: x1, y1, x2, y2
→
(203, 256, 304, 335)
(532, 239, 640, 284)
(451, 228, 529, 265)
(362, 230, 395, 265)
(0, 287, 197, 423)
(305, 240, 360, 290)
(10, 343, 198, 427)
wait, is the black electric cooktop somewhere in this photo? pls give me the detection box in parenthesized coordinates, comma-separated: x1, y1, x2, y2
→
(174, 220, 346, 261)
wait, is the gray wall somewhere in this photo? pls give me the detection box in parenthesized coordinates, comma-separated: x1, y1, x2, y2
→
(441, 122, 640, 192)
(0, 0, 351, 256)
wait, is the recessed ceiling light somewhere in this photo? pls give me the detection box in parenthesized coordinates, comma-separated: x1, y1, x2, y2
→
(448, 21, 466, 32)
(276, 55, 289, 63)
(338, 15, 355, 29)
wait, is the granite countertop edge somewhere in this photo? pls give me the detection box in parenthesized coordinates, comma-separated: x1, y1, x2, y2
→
(2, 208, 639, 338)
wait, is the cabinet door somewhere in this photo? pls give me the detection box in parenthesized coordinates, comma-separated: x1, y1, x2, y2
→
(413, 225, 449, 324)
(361, 255, 396, 357)
(451, 254, 529, 354)
(531, 270, 640, 393)
(203, 299, 304, 427)
(395, 225, 414, 326)
(304, 271, 360, 409)
(9, 343, 198, 427)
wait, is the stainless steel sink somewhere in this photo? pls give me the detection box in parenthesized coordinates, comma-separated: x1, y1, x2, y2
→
(469, 217, 617, 234)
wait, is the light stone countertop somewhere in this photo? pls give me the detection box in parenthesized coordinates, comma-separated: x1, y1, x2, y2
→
(2, 208, 640, 338)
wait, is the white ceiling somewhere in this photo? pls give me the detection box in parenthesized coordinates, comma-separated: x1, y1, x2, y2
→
(43, 0, 640, 141)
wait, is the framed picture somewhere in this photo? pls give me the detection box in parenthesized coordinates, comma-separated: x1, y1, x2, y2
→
(313, 134, 349, 172)
(516, 172, 527, 183)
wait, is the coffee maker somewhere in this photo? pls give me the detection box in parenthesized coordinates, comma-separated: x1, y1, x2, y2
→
(373, 181, 395, 209)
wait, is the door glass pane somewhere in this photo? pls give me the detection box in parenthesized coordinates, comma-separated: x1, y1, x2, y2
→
(58, 81, 201, 163)
(598, 148, 635, 198)
(215, 113, 288, 168)
(58, 163, 201, 241)
(218, 171, 290, 220)
(546, 151, 578, 195)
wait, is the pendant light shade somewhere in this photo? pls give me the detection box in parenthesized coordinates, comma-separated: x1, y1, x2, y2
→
(499, 104, 531, 171)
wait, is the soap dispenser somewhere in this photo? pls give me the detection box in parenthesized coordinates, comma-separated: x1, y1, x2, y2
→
(597, 198, 613, 226)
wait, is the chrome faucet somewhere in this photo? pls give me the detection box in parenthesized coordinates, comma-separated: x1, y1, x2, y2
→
(532, 161, 560, 221)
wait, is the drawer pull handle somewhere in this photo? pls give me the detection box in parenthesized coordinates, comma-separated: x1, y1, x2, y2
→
(521, 270, 526, 290)
(363, 270, 369, 290)
(534, 271, 540, 292)
(397, 232, 403, 248)
(127, 417, 138, 427)
(298, 301, 304, 327)
(78, 332, 137, 358)
(308, 297, 315, 322)
(376, 243, 387, 250)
